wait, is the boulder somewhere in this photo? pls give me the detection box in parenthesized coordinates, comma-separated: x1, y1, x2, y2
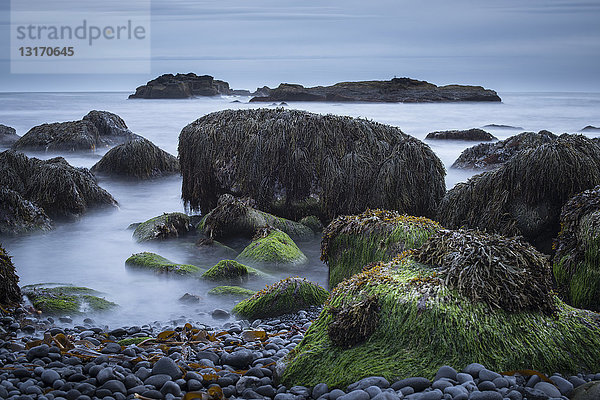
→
(321, 209, 441, 288)
(207, 286, 257, 298)
(129, 73, 233, 99)
(0, 124, 20, 146)
(581, 126, 600, 132)
(201, 259, 265, 283)
(232, 277, 328, 320)
(13, 120, 102, 152)
(179, 108, 446, 221)
(22, 284, 117, 315)
(438, 135, 600, 253)
(0, 245, 22, 307)
(481, 124, 523, 130)
(125, 252, 201, 275)
(198, 195, 313, 241)
(451, 130, 557, 170)
(249, 78, 501, 103)
(236, 227, 307, 265)
(82, 110, 135, 144)
(195, 237, 238, 259)
(425, 128, 496, 141)
(0, 150, 117, 220)
(91, 136, 179, 179)
(299, 215, 323, 233)
(570, 381, 600, 400)
(281, 230, 600, 388)
(0, 186, 53, 235)
(132, 212, 192, 242)
(553, 185, 600, 311)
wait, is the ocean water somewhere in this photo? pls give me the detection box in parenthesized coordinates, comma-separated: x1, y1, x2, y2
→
(0, 91, 599, 328)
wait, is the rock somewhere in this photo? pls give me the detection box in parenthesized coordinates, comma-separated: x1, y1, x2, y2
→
(249, 77, 500, 103)
(41, 369, 61, 385)
(195, 237, 238, 258)
(553, 185, 600, 310)
(201, 259, 265, 283)
(211, 309, 230, 320)
(533, 381, 561, 398)
(549, 375, 573, 396)
(468, 392, 502, 400)
(207, 285, 257, 298)
(337, 390, 370, 400)
(478, 369, 502, 382)
(132, 212, 192, 242)
(125, 252, 201, 275)
(101, 380, 127, 394)
(26, 344, 50, 361)
(236, 228, 308, 265)
(581, 125, 600, 132)
(321, 209, 441, 288)
(178, 293, 202, 303)
(312, 383, 329, 398)
(101, 342, 122, 354)
(0, 187, 53, 235)
(22, 284, 117, 315)
(82, 110, 135, 144)
(0, 245, 22, 308)
(482, 124, 523, 130)
(451, 130, 557, 170)
(144, 373, 172, 388)
(0, 124, 20, 146)
(222, 349, 255, 369)
(198, 195, 313, 241)
(299, 215, 323, 233)
(233, 277, 327, 320)
(179, 108, 446, 221)
(13, 120, 103, 152)
(91, 136, 179, 179)
(425, 129, 496, 141)
(439, 135, 600, 253)
(434, 366, 458, 381)
(463, 363, 485, 378)
(570, 380, 600, 400)
(160, 381, 181, 396)
(152, 357, 182, 379)
(391, 377, 431, 392)
(280, 244, 600, 388)
(347, 377, 390, 391)
(129, 73, 233, 99)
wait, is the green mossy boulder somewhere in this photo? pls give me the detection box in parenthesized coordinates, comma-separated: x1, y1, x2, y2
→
(207, 286, 257, 298)
(236, 228, 307, 265)
(125, 252, 201, 275)
(0, 245, 22, 307)
(554, 185, 600, 311)
(281, 230, 600, 388)
(199, 195, 313, 241)
(298, 215, 323, 233)
(133, 212, 192, 242)
(22, 284, 117, 315)
(232, 277, 328, 320)
(322, 209, 441, 288)
(201, 259, 265, 283)
(195, 237, 238, 259)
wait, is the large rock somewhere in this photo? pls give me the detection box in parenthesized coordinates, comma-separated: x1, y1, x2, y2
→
(0, 150, 117, 220)
(22, 284, 117, 315)
(554, 185, 600, 311)
(451, 130, 557, 170)
(125, 252, 201, 275)
(0, 124, 20, 146)
(321, 209, 441, 289)
(82, 110, 137, 145)
(0, 187, 53, 235)
(250, 78, 501, 103)
(91, 136, 179, 179)
(132, 212, 192, 242)
(198, 194, 313, 241)
(425, 128, 496, 141)
(232, 277, 328, 320)
(0, 245, 22, 307)
(179, 108, 446, 221)
(201, 259, 264, 283)
(281, 229, 600, 388)
(437, 135, 600, 253)
(236, 228, 307, 265)
(207, 286, 257, 298)
(129, 73, 233, 99)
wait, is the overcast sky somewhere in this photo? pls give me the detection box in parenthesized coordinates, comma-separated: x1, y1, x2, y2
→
(1, 0, 599, 92)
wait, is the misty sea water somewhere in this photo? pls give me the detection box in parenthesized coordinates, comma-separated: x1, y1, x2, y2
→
(0, 91, 599, 328)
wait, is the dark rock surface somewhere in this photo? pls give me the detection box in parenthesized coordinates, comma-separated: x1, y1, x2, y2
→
(250, 77, 501, 103)
(425, 128, 497, 141)
(129, 73, 235, 99)
(82, 110, 137, 145)
(0, 124, 20, 146)
(0, 187, 53, 235)
(482, 124, 524, 130)
(581, 125, 600, 132)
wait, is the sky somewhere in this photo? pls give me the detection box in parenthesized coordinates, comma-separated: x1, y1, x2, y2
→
(0, 0, 599, 92)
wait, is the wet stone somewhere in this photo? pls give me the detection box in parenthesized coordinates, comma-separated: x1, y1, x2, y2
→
(469, 392, 503, 400)
(338, 389, 371, 400)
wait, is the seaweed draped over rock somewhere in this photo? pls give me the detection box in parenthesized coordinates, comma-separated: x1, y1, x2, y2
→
(0, 245, 22, 307)
(437, 134, 600, 253)
(178, 108, 446, 220)
(554, 185, 600, 310)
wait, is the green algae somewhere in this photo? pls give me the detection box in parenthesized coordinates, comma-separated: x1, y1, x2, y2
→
(22, 284, 117, 315)
(201, 259, 265, 282)
(133, 212, 191, 242)
(118, 337, 152, 346)
(125, 252, 201, 275)
(232, 277, 328, 320)
(236, 229, 307, 265)
(281, 259, 600, 388)
(207, 286, 257, 298)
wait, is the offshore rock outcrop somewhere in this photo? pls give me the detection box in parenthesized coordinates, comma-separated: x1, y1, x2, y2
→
(425, 128, 496, 141)
(129, 73, 237, 99)
(0, 124, 20, 146)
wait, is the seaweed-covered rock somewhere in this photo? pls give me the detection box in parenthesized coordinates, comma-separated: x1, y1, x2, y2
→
(451, 130, 557, 170)
(195, 237, 238, 258)
(232, 277, 328, 320)
(438, 135, 600, 253)
(82, 110, 136, 144)
(207, 286, 257, 298)
(0, 124, 19, 146)
(554, 185, 600, 310)
(299, 215, 323, 233)
(133, 212, 192, 242)
(0, 187, 53, 235)
(236, 228, 307, 265)
(199, 195, 313, 241)
(91, 136, 179, 179)
(129, 73, 233, 99)
(22, 284, 117, 315)
(0, 150, 117, 220)
(281, 232, 600, 388)
(179, 108, 446, 220)
(0, 245, 21, 307)
(13, 120, 103, 152)
(581, 125, 600, 132)
(125, 252, 201, 275)
(425, 128, 496, 141)
(322, 209, 441, 288)
(201, 259, 264, 282)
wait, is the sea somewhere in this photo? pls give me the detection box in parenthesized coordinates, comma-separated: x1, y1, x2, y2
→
(0, 91, 599, 328)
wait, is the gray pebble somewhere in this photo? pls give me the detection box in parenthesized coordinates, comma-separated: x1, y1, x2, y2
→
(348, 377, 390, 391)
(462, 363, 485, 379)
(313, 383, 329, 399)
(506, 391, 522, 400)
(338, 389, 371, 400)
(256, 385, 277, 397)
(419, 389, 443, 400)
(41, 369, 61, 386)
(365, 386, 382, 398)
(491, 377, 508, 389)
(477, 381, 496, 391)
(392, 378, 431, 393)
(478, 369, 501, 382)
(372, 392, 400, 400)
(526, 375, 541, 388)
(160, 381, 182, 396)
(274, 394, 297, 400)
(96, 368, 116, 385)
(533, 381, 562, 398)
(101, 380, 127, 394)
(549, 376, 573, 396)
(144, 374, 172, 389)
(468, 392, 503, 400)
(443, 385, 468, 400)
(222, 349, 255, 369)
(101, 343, 122, 354)
(27, 344, 50, 361)
(435, 366, 458, 382)
(330, 389, 347, 400)
(431, 380, 452, 391)
(152, 357, 182, 380)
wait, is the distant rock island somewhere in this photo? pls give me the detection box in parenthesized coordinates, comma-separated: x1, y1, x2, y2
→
(129, 74, 501, 102)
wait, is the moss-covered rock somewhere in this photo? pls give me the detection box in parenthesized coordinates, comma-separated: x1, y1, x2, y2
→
(232, 277, 328, 320)
(132, 212, 192, 242)
(281, 231, 600, 388)
(322, 209, 441, 288)
(0, 245, 22, 307)
(201, 259, 265, 283)
(199, 195, 313, 241)
(236, 228, 307, 265)
(125, 252, 201, 275)
(22, 284, 117, 315)
(299, 215, 323, 233)
(195, 237, 238, 258)
(554, 185, 600, 311)
(207, 286, 257, 298)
